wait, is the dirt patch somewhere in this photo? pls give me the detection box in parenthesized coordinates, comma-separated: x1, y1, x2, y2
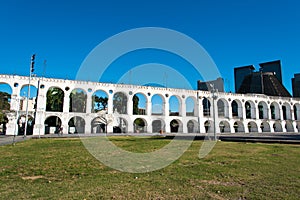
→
(21, 175, 44, 180)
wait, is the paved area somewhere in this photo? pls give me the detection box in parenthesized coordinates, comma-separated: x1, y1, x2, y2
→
(1, 132, 300, 146)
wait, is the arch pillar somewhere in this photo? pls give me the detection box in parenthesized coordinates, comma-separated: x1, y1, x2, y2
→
(63, 94, 70, 113)
(86, 95, 92, 113)
(107, 94, 114, 114)
(146, 100, 152, 116)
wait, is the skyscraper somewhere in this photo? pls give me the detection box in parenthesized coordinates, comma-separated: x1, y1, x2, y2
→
(292, 73, 300, 97)
(234, 65, 255, 92)
(259, 60, 282, 83)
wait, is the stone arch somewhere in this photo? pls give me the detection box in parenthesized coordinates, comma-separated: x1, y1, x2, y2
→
(297, 121, 300, 132)
(69, 88, 87, 113)
(294, 104, 300, 120)
(91, 116, 107, 133)
(92, 90, 108, 113)
(217, 98, 229, 118)
(133, 93, 147, 115)
(219, 121, 231, 133)
(282, 102, 292, 120)
(245, 100, 256, 119)
(231, 99, 243, 118)
(233, 121, 245, 133)
(258, 101, 268, 119)
(204, 120, 214, 133)
(44, 116, 62, 134)
(170, 119, 183, 133)
(133, 118, 147, 133)
(151, 94, 164, 115)
(46, 87, 64, 112)
(20, 84, 38, 98)
(113, 92, 128, 114)
(270, 102, 280, 120)
(113, 117, 127, 133)
(152, 119, 166, 133)
(285, 121, 294, 132)
(68, 116, 85, 133)
(186, 96, 197, 116)
(187, 119, 199, 133)
(260, 121, 271, 132)
(17, 114, 34, 135)
(247, 121, 258, 132)
(152, 119, 165, 133)
(169, 95, 181, 116)
(273, 121, 283, 132)
(202, 98, 211, 117)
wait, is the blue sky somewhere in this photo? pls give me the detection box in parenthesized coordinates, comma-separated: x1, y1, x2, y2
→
(0, 0, 300, 93)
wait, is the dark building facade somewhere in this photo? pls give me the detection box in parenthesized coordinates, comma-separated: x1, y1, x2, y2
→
(234, 65, 255, 92)
(197, 77, 224, 92)
(259, 60, 282, 83)
(292, 73, 300, 97)
(238, 72, 291, 97)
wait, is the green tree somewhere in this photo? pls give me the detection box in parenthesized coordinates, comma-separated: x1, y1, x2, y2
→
(113, 92, 127, 114)
(133, 95, 139, 115)
(46, 88, 64, 112)
(70, 90, 87, 113)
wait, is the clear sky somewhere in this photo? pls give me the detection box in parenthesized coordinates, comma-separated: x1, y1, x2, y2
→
(1, 0, 300, 93)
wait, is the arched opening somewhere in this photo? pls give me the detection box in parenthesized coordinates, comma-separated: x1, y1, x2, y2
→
(247, 121, 258, 132)
(92, 90, 108, 113)
(297, 121, 300, 132)
(187, 120, 198, 133)
(20, 84, 37, 98)
(91, 117, 107, 133)
(133, 93, 147, 115)
(169, 96, 181, 116)
(217, 99, 229, 118)
(219, 121, 231, 133)
(152, 119, 165, 133)
(170, 119, 182, 133)
(203, 98, 211, 117)
(258, 101, 268, 119)
(17, 115, 34, 135)
(68, 116, 85, 134)
(294, 104, 300, 120)
(270, 102, 280, 120)
(245, 101, 255, 119)
(273, 122, 283, 132)
(70, 88, 87, 113)
(186, 97, 196, 116)
(285, 121, 294, 132)
(46, 87, 64, 112)
(0, 83, 12, 135)
(204, 120, 214, 133)
(231, 100, 243, 118)
(260, 121, 271, 132)
(113, 117, 127, 133)
(134, 118, 147, 133)
(282, 103, 292, 120)
(151, 94, 164, 115)
(44, 116, 62, 134)
(233, 121, 245, 133)
(113, 92, 128, 114)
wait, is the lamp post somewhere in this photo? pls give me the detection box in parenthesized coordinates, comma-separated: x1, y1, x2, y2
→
(210, 84, 218, 140)
(24, 54, 35, 138)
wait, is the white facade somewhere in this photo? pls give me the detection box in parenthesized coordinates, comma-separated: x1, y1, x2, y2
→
(1, 74, 300, 135)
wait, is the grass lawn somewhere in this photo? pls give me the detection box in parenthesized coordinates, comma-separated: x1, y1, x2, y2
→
(0, 136, 300, 199)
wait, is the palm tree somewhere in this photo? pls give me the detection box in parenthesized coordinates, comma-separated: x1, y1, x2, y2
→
(70, 90, 87, 113)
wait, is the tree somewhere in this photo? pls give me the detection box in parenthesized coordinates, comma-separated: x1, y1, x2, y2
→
(70, 90, 87, 113)
(113, 92, 127, 114)
(46, 88, 64, 112)
(133, 95, 139, 115)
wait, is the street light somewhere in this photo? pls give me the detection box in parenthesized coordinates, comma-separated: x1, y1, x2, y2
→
(210, 83, 218, 140)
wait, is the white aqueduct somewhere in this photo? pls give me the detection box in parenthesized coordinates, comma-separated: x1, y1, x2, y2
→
(1, 74, 300, 135)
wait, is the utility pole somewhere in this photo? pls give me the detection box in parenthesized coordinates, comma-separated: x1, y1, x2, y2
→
(24, 54, 35, 138)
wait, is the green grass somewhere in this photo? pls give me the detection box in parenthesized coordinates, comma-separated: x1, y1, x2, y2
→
(0, 137, 300, 199)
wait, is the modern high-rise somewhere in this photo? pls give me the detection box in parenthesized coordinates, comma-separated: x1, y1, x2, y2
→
(234, 65, 255, 92)
(292, 73, 300, 97)
(197, 77, 224, 92)
(259, 60, 282, 83)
